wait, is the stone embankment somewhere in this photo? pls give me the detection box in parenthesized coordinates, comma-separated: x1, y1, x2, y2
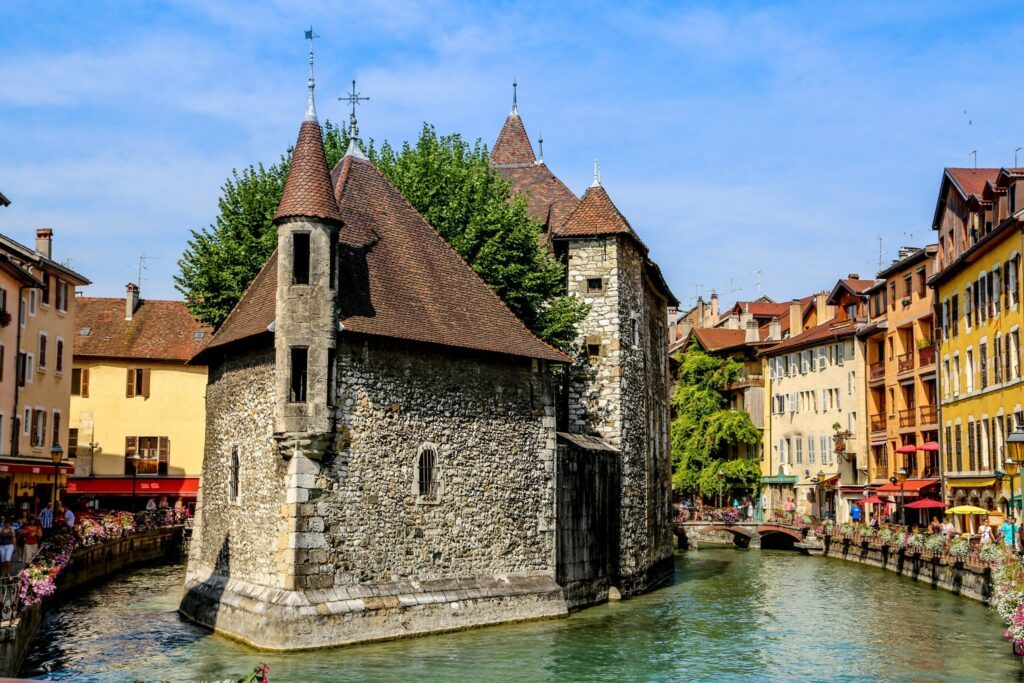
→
(816, 535, 992, 603)
(0, 525, 183, 676)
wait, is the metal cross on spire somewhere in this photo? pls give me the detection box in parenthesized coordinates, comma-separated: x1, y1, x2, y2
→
(304, 26, 319, 121)
(512, 78, 518, 115)
(340, 80, 370, 159)
(591, 158, 601, 187)
(536, 132, 544, 165)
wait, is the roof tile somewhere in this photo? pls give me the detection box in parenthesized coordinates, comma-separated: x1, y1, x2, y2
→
(274, 120, 343, 224)
(75, 298, 212, 362)
(490, 113, 536, 166)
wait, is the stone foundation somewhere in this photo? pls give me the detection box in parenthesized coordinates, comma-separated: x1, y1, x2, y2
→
(179, 572, 567, 650)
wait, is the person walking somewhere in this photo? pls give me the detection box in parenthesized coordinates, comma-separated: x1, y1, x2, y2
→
(1001, 516, 1017, 547)
(0, 519, 16, 577)
(62, 505, 75, 528)
(850, 503, 862, 524)
(38, 502, 53, 534)
(20, 516, 40, 565)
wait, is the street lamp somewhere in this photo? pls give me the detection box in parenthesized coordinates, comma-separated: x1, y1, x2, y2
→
(811, 470, 825, 520)
(996, 470, 1007, 515)
(49, 444, 63, 513)
(1008, 428, 1024, 515)
(128, 453, 144, 512)
(897, 467, 908, 526)
(716, 470, 726, 508)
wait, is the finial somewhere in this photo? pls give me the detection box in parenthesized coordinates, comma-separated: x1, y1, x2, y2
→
(536, 132, 544, 165)
(512, 78, 518, 115)
(340, 79, 370, 159)
(591, 158, 601, 187)
(304, 26, 319, 122)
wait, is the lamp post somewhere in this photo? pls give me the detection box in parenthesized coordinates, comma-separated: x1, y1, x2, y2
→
(1008, 428, 1024, 516)
(996, 470, 1006, 515)
(716, 470, 725, 508)
(811, 470, 825, 520)
(897, 467, 908, 527)
(49, 444, 63, 513)
(128, 453, 143, 513)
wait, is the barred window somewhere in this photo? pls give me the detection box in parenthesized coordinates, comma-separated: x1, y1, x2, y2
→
(229, 446, 240, 502)
(418, 447, 437, 501)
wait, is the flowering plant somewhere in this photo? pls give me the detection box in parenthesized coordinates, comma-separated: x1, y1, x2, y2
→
(979, 543, 1003, 563)
(948, 538, 971, 559)
(878, 528, 895, 544)
(908, 533, 927, 549)
(839, 522, 855, 536)
(859, 524, 876, 539)
(924, 534, 946, 553)
(894, 530, 908, 546)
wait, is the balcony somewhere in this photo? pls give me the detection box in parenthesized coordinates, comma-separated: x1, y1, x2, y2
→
(869, 361, 885, 382)
(870, 414, 887, 432)
(918, 344, 936, 367)
(898, 409, 916, 428)
(897, 352, 915, 373)
(919, 405, 937, 426)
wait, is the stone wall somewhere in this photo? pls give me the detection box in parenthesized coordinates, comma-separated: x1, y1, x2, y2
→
(821, 536, 992, 603)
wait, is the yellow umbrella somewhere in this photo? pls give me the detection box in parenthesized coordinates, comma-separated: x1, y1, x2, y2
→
(945, 505, 990, 515)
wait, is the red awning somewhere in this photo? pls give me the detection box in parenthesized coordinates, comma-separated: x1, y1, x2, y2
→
(66, 477, 199, 497)
(895, 444, 918, 454)
(917, 441, 940, 452)
(0, 458, 74, 475)
(876, 478, 940, 496)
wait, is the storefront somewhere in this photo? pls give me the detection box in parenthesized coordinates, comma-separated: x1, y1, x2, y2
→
(877, 478, 942, 525)
(66, 476, 199, 513)
(761, 473, 798, 517)
(0, 457, 76, 516)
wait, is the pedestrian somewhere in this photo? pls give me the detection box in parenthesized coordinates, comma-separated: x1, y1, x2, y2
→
(20, 516, 40, 564)
(1001, 516, 1016, 546)
(942, 516, 955, 539)
(146, 498, 157, 512)
(850, 503, 861, 524)
(38, 502, 53, 532)
(746, 498, 754, 522)
(63, 505, 75, 528)
(980, 523, 993, 545)
(0, 519, 16, 577)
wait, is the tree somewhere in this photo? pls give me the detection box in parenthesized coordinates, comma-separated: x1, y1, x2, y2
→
(176, 121, 587, 350)
(670, 346, 762, 501)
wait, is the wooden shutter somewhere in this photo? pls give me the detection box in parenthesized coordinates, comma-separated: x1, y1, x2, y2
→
(51, 412, 60, 448)
(126, 368, 135, 398)
(141, 369, 151, 398)
(125, 436, 137, 456)
(56, 339, 63, 372)
(81, 368, 89, 398)
(158, 437, 169, 475)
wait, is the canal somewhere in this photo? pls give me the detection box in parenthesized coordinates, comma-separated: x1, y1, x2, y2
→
(21, 550, 1021, 681)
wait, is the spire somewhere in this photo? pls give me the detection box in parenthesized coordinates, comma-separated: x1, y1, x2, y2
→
(339, 79, 370, 159)
(304, 26, 318, 122)
(491, 88, 536, 166)
(512, 78, 518, 115)
(591, 159, 601, 187)
(536, 132, 544, 165)
(274, 35, 343, 225)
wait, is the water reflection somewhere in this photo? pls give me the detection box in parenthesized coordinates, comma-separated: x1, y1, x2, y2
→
(21, 551, 1024, 682)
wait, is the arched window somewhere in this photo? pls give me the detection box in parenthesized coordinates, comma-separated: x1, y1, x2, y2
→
(229, 446, 240, 503)
(418, 447, 437, 501)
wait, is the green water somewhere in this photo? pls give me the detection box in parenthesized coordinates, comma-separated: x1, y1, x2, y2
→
(20, 551, 1024, 682)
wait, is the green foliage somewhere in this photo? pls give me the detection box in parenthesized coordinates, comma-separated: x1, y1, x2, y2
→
(176, 121, 586, 349)
(670, 346, 762, 497)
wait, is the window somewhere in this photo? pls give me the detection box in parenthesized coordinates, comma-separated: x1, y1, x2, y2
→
(586, 278, 603, 293)
(71, 368, 89, 397)
(19, 297, 25, 327)
(837, 343, 845, 365)
(818, 347, 826, 370)
(68, 428, 78, 457)
(821, 436, 831, 465)
(24, 353, 33, 383)
(995, 336, 1004, 384)
(951, 293, 959, 337)
(848, 411, 856, 433)
(125, 436, 169, 475)
(945, 425, 953, 472)
(28, 290, 36, 316)
(125, 368, 150, 398)
(953, 354, 961, 396)
(40, 274, 49, 307)
(848, 371, 854, 395)
(967, 419, 976, 471)
(795, 438, 803, 464)
(965, 349, 974, 393)
(417, 446, 438, 501)
(954, 423, 963, 471)
(30, 408, 46, 448)
(808, 436, 815, 464)
(55, 338, 63, 373)
(630, 318, 640, 347)
(980, 342, 988, 389)
(801, 351, 809, 374)
(21, 408, 29, 436)
(1011, 330, 1021, 379)
(56, 280, 68, 313)
(38, 333, 46, 370)
(290, 347, 308, 402)
(51, 410, 60, 448)
(292, 233, 311, 285)
(229, 446, 240, 503)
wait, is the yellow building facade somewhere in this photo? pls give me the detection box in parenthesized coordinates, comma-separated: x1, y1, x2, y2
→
(66, 288, 210, 511)
(932, 171, 1023, 513)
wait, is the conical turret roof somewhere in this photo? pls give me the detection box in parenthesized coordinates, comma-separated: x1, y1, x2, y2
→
(491, 113, 536, 166)
(556, 183, 644, 248)
(274, 119, 343, 224)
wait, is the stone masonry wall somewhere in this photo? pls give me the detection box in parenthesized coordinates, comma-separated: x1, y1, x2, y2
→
(184, 347, 287, 591)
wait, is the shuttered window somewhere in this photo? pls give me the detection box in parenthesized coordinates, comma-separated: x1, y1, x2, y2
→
(125, 368, 150, 398)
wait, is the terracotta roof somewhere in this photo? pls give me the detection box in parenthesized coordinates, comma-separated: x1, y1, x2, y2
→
(692, 327, 747, 351)
(496, 163, 579, 229)
(726, 301, 790, 318)
(202, 153, 568, 364)
(761, 319, 858, 356)
(555, 184, 646, 248)
(274, 120, 343, 225)
(490, 113, 536, 166)
(946, 168, 1002, 201)
(75, 298, 212, 362)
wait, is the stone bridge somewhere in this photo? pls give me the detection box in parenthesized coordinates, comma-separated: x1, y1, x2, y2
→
(674, 521, 810, 549)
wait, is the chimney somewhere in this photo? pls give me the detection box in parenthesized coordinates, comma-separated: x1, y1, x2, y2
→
(35, 229, 52, 259)
(789, 300, 803, 334)
(816, 291, 834, 324)
(743, 303, 758, 343)
(710, 292, 720, 321)
(848, 273, 860, 280)
(768, 317, 782, 341)
(125, 283, 140, 321)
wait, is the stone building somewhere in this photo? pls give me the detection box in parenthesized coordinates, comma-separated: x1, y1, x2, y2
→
(182, 77, 675, 648)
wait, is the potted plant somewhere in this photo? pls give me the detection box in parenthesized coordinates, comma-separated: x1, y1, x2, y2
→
(948, 538, 971, 563)
(924, 534, 945, 556)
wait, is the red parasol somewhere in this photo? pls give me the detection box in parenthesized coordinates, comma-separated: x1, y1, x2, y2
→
(895, 444, 918, 454)
(856, 496, 886, 505)
(904, 499, 947, 509)
(916, 441, 940, 452)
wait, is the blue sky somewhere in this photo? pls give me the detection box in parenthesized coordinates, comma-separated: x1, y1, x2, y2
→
(1, 1, 1022, 311)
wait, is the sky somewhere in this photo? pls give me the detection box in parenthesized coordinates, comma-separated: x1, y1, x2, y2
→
(2, 1, 1024, 312)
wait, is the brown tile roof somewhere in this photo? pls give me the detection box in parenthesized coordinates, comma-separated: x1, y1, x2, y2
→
(202, 154, 568, 364)
(692, 327, 747, 351)
(727, 301, 790, 318)
(75, 297, 212, 362)
(490, 113, 536, 166)
(761, 319, 858, 356)
(555, 184, 646, 248)
(946, 168, 1002, 201)
(496, 163, 579, 229)
(274, 120, 343, 225)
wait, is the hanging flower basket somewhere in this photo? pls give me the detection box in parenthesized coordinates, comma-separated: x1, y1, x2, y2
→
(0, 311, 11, 328)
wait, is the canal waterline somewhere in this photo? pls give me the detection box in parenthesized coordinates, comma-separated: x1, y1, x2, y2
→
(21, 550, 1022, 682)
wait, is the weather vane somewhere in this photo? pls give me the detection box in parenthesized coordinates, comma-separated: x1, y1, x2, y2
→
(340, 80, 369, 139)
(304, 26, 319, 121)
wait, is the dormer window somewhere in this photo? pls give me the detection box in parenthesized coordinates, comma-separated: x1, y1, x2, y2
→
(292, 233, 310, 285)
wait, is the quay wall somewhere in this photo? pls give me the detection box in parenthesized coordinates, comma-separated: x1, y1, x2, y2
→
(820, 535, 993, 604)
(0, 526, 183, 677)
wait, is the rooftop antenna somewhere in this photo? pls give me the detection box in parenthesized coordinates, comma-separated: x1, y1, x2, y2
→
(877, 235, 884, 273)
(130, 254, 152, 291)
(1016, 147, 1022, 167)
(691, 283, 705, 302)
(303, 26, 318, 122)
(970, 150, 977, 168)
(511, 78, 518, 115)
(753, 269, 763, 297)
(727, 277, 741, 295)
(591, 158, 601, 187)
(340, 79, 370, 159)
(536, 132, 544, 165)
